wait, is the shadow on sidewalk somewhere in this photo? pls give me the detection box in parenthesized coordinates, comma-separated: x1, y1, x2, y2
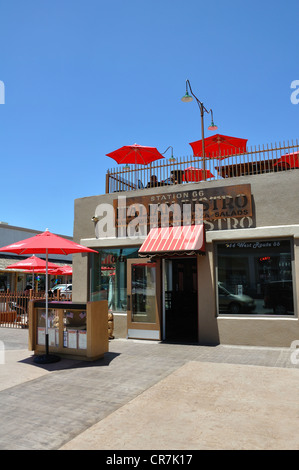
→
(18, 351, 120, 372)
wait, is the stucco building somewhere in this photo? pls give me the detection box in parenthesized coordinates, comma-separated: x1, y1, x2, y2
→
(72, 146, 299, 348)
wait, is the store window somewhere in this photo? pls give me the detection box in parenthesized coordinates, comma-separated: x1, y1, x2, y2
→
(217, 239, 294, 316)
(90, 247, 139, 312)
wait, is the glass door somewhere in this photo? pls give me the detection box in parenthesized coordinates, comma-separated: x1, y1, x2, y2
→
(127, 258, 160, 340)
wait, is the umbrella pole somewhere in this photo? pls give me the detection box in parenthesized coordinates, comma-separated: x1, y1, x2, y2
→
(34, 249, 60, 364)
(45, 249, 49, 356)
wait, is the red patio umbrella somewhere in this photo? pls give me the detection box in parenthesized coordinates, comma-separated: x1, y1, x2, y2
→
(57, 265, 72, 275)
(50, 265, 73, 275)
(106, 143, 164, 165)
(6, 255, 61, 291)
(0, 229, 97, 363)
(6, 255, 60, 272)
(183, 166, 214, 182)
(274, 152, 299, 169)
(27, 266, 72, 275)
(190, 134, 248, 159)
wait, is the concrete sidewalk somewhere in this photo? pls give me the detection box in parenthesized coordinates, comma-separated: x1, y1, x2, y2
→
(0, 328, 298, 450)
(61, 361, 299, 450)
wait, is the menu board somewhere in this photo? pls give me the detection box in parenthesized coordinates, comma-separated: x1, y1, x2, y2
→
(37, 327, 45, 345)
(78, 330, 87, 349)
(49, 328, 59, 347)
(67, 330, 78, 349)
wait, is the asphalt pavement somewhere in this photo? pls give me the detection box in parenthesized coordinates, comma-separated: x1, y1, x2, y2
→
(0, 327, 298, 450)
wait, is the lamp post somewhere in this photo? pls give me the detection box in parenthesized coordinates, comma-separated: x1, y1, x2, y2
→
(162, 146, 175, 161)
(181, 79, 218, 181)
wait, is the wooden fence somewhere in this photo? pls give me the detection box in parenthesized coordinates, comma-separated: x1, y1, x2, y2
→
(0, 290, 71, 329)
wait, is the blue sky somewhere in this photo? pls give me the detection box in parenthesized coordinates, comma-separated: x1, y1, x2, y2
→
(0, 0, 298, 237)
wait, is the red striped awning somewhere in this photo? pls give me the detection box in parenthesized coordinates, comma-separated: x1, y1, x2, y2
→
(138, 225, 205, 255)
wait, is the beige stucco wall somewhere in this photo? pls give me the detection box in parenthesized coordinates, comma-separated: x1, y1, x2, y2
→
(73, 170, 299, 347)
(195, 228, 299, 347)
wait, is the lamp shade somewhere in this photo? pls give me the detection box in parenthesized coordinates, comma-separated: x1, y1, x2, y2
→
(181, 92, 193, 103)
(208, 122, 218, 131)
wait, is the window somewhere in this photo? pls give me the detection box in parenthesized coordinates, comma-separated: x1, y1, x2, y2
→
(90, 247, 139, 312)
(131, 263, 156, 323)
(217, 239, 294, 316)
(0, 274, 8, 292)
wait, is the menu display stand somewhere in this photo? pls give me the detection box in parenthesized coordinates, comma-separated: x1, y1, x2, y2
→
(29, 300, 108, 361)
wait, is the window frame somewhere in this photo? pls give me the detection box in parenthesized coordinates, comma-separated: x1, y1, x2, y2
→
(215, 237, 296, 318)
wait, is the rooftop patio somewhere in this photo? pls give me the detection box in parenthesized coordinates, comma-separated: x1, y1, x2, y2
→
(105, 140, 299, 194)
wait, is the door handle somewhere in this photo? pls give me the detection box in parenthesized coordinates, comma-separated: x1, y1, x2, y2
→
(127, 295, 130, 310)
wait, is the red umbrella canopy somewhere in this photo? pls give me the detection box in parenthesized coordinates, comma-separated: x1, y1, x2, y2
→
(106, 143, 165, 165)
(6, 255, 61, 271)
(189, 134, 248, 159)
(183, 166, 214, 182)
(0, 229, 97, 256)
(25, 266, 72, 275)
(51, 265, 73, 275)
(274, 152, 299, 169)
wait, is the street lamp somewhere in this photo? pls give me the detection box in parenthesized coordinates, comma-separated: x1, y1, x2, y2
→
(181, 79, 218, 180)
(162, 145, 175, 161)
